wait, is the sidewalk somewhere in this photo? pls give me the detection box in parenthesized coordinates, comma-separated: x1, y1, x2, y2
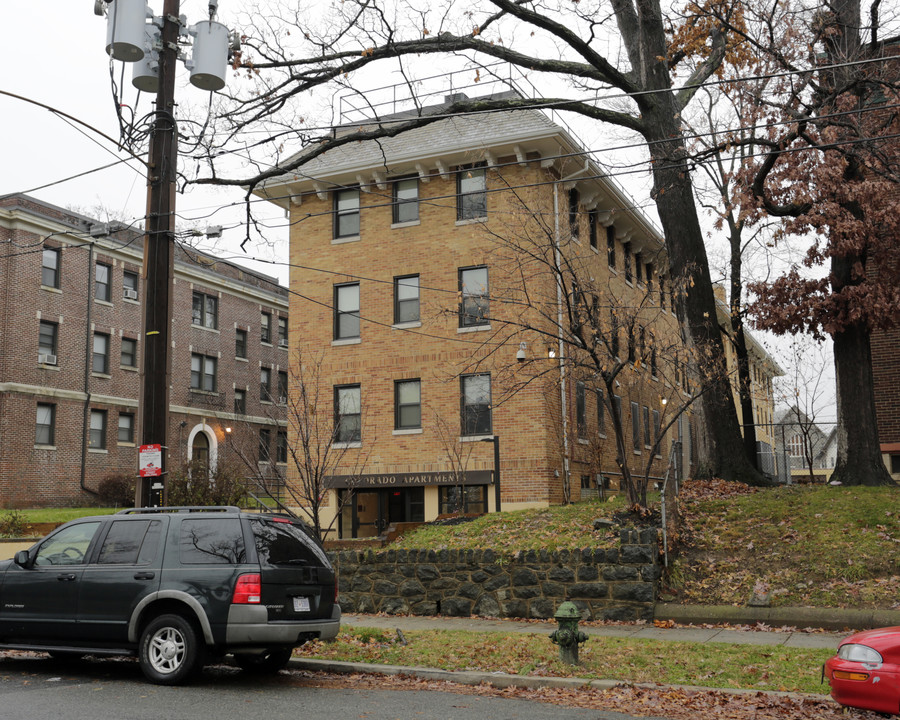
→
(339, 611, 845, 649)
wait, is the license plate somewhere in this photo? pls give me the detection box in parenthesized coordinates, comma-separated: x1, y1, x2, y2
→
(293, 596, 311, 612)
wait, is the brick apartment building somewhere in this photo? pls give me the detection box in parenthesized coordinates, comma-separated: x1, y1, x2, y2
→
(258, 91, 780, 539)
(0, 194, 289, 507)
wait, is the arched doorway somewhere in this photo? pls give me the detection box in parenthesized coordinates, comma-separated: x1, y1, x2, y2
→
(186, 423, 219, 472)
(192, 431, 210, 467)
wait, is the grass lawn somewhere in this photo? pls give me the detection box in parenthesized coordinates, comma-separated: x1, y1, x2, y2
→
(670, 483, 900, 608)
(297, 627, 833, 694)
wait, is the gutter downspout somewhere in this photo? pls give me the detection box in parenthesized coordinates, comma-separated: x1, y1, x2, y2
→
(553, 162, 590, 502)
(80, 242, 96, 496)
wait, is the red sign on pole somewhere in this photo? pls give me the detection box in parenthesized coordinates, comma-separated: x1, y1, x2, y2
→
(139, 444, 163, 477)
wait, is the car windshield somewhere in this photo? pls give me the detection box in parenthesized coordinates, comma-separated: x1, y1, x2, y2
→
(249, 518, 329, 567)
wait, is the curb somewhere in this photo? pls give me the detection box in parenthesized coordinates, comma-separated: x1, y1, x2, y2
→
(289, 658, 835, 704)
(655, 603, 900, 631)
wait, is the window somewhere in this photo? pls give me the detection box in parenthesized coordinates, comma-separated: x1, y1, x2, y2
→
(627, 325, 636, 364)
(646, 263, 654, 296)
(276, 430, 288, 464)
(788, 433, 806, 458)
(89, 409, 107, 450)
(92, 332, 110, 374)
(634, 254, 643, 283)
(259, 428, 271, 463)
(179, 518, 245, 564)
(596, 388, 606, 435)
(334, 283, 360, 340)
(576, 381, 586, 438)
(35, 403, 55, 445)
(610, 312, 620, 358)
(39, 320, 58, 362)
(277, 317, 288, 347)
(192, 292, 218, 329)
(118, 412, 135, 444)
(581, 474, 593, 490)
(606, 226, 616, 269)
(334, 385, 361, 443)
(235, 328, 247, 359)
(98, 519, 161, 565)
(461, 374, 492, 436)
(123, 270, 139, 300)
(394, 275, 420, 324)
(568, 188, 580, 239)
(190, 353, 217, 392)
(631, 401, 641, 453)
(653, 409, 662, 455)
(95, 262, 111, 302)
(659, 275, 667, 310)
(459, 266, 489, 327)
(234, 388, 246, 415)
(393, 177, 419, 223)
(121, 337, 137, 368)
(457, 164, 487, 220)
(260, 312, 272, 344)
(278, 371, 288, 403)
(260, 366, 272, 401)
(439, 485, 485, 515)
(334, 187, 360, 238)
(624, 243, 633, 283)
(588, 210, 598, 250)
(395, 379, 421, 430)
(650, 334, 658, 377)
(42, 247, 60, 288)
(643, 405, 651, 448)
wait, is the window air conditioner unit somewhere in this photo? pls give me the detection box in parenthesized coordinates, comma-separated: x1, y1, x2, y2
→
(279, 396, 287, 404)
(279, 339, 289, 347)
(39, 353, 57, 366)
(123, 288, 138, 300)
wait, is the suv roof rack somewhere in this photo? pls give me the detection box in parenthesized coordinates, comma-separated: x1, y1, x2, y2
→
(117, 506, 242, 515)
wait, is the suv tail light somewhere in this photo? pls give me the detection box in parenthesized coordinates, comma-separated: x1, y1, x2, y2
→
(232, 573, 261, 604)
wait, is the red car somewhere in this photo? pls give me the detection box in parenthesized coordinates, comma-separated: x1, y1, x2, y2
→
(825, 626, 900, 715)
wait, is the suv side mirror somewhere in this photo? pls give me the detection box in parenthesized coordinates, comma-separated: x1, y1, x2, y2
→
(14, 550, 30, 568)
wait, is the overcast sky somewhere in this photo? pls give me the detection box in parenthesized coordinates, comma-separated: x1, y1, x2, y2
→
(0, 1, 287, 281)
(1, 1, 838, 420)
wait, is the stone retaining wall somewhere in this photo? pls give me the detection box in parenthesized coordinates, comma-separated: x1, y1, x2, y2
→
(330, 528, 659, 621)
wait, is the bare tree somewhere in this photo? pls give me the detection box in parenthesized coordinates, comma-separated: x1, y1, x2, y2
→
(775, 338, 833, 483)
(190, 0, 774, 486)
(428, 406, 480, 514)
(227, 348, 374, 540)
(452, 174, 720, 508)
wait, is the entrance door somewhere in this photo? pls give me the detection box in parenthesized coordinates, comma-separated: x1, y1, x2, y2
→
(353, 491, 385, 538)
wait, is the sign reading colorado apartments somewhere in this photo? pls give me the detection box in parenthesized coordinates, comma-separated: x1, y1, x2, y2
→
(326, 470, 493, 489)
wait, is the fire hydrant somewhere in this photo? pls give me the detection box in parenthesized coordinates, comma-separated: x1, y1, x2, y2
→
(549, 601, 588, 665)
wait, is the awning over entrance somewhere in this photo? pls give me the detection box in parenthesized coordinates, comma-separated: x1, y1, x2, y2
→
(326, 470, 492, 489)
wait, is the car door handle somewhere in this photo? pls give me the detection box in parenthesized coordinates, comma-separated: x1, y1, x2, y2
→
(57, 573, 76, 581)
(133, 571, 155, 580)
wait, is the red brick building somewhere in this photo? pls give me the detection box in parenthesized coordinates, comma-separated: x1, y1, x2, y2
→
(0, 195, 289, 507)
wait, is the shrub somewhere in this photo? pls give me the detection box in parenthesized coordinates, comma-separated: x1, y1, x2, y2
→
(97, 473, 136, 507)
(0, 510, 28, 537)
(166, 460, 249, 506)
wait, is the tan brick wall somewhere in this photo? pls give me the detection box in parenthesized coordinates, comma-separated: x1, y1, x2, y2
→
(288, 162, 690, 517)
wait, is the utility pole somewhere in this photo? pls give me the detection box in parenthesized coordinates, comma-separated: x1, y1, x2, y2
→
(137, 0, 180, 507)
(101, 0, 233, 506)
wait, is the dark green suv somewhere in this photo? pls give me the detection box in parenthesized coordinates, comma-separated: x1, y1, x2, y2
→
(0, 507, 340, 684)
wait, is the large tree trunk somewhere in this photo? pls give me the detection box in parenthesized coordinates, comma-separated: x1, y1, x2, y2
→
(831, 322, 894, 485)
(645, 112, 772, 487)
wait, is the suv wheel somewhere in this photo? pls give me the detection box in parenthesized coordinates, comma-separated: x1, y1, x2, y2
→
(139, 614, 201, 685)
(233, 647, 294, 673)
